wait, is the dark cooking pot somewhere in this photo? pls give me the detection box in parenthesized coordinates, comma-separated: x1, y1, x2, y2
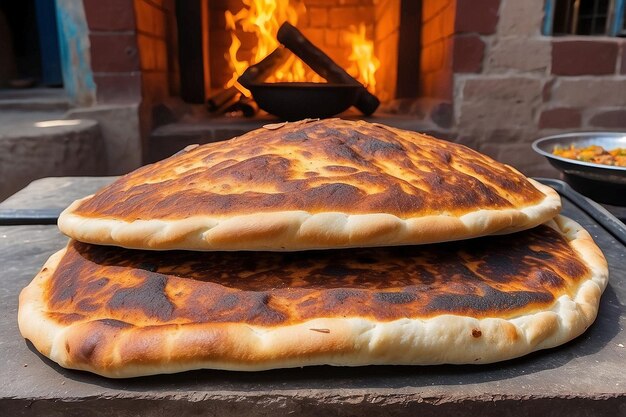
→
(247, 82, 360, 121)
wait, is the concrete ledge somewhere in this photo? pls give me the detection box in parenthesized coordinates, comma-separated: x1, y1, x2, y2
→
(0, 119, 106, 201)
(0, 88, 69, 112)
(148, 112, 448, 163)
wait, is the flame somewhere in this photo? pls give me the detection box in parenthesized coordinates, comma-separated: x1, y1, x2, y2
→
(346, 24, 380, 93)
(224, 0, 303, 89)
(224, 1, 378, 91)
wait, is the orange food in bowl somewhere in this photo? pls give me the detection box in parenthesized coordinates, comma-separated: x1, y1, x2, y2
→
(553, 145, 626, 167)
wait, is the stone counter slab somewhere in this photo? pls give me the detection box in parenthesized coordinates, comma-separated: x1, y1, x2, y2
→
(1, 198, 625, 416)
(0, 177, 117, 225)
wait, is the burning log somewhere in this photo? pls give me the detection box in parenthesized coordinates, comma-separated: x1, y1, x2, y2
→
(207, 86, 240, 112)
(237, 47, 290, 89)
(277, 22, 380, 116)
(224, 96, 259, 118)
(237, 96, 259, 117)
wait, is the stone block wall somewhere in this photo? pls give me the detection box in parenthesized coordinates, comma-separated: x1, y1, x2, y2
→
(445, 0, 626, 176)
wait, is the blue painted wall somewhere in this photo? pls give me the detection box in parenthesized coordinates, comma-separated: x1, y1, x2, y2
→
(55, 0, 96, 105)
(36, 0, 63, 85)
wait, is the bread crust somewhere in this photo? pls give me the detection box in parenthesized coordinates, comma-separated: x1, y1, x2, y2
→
(57, 119, 561, 251)
(19, 215, 608, 378)
(58, 179, 560, 251)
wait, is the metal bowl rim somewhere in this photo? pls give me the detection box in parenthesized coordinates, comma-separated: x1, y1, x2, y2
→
(532, 132, 626, 172)
(247, 82, 361, 89)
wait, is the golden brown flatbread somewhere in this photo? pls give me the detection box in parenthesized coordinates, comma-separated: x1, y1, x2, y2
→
(58, 119, 560, 251)
(19, 215, 607, 378)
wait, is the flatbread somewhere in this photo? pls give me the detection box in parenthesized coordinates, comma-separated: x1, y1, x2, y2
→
(19, 215, 607, 378)
(58, 119, 560, 251)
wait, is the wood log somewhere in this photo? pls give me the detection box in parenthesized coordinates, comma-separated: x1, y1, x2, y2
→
(237, 47, 289, 88)
(224, 96, 259, 117)
(277, 22, 380, 116)
(237, 96, 259, 117)
(206, 86, 239, 112)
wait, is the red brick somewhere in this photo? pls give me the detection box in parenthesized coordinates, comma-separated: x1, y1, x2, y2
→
(455, 0, 500, 35)
(300, 28, 325, 48)
(422, 41, 446, 72)
(142, 71, 169, 101)
(538, 108, 581, 129)
(84, 0, 135, 31)
(94, 73, 142, 104)
(328, 6, 375, 28)
(324, 29, 340, 47)
(453, 34, 484, 73)
(210, 0, 246, 10)
(135, 0, 166, 38)
(137, 35, 167, 71)
(542, 78, 556, 102)
(552, 40, 618, 76)
(589, 110, 626, 128)
(307, 7, 329, 27)
(423, 0, 448, 22)
(90, 34, 140, 72)
(621, 43, 626, 74)
(304, 0, 340, 6)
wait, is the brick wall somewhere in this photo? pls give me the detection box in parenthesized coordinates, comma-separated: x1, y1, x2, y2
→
(81, 0, 178, 173)
(419, 0, 455, 100)
(373, 0, 400, 102)
(134, 0, 175, 102)
(83, 0, 141, 104)
(300, 0, 375, 73)
(83, 0, 176, 105)
(447, 0, 626, 176)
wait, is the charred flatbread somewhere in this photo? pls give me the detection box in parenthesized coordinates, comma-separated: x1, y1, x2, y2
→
(58, 119, 560, 251)
(19, 215, 607, 378)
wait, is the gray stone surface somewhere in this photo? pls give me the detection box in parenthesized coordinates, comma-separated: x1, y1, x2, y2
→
(0, 110, 67, 135)
(551, 78, 626, 107)
(0, 177, 117, 224)
(0, 119, 106, 201)
(66, 105, 143, 175)
(0, 88, 69, 112)
(497, 0, 545, 36)
(458, 76, 543, 130)
(0, 188, 624, 415)
(0, 177, 116, 211)
(485, 37, 551, 74)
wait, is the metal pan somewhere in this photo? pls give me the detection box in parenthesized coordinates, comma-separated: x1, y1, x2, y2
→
(532, 132, 626, 205)
(247, 82, 360, 121)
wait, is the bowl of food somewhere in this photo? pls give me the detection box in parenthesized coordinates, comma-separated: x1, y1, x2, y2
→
(532, 132, 626, 205)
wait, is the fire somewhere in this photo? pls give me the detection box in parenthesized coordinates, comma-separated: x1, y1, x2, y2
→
(224, 0, 307, 90)
(224, 1, 379, 93)
(346, 24, 380, 94)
